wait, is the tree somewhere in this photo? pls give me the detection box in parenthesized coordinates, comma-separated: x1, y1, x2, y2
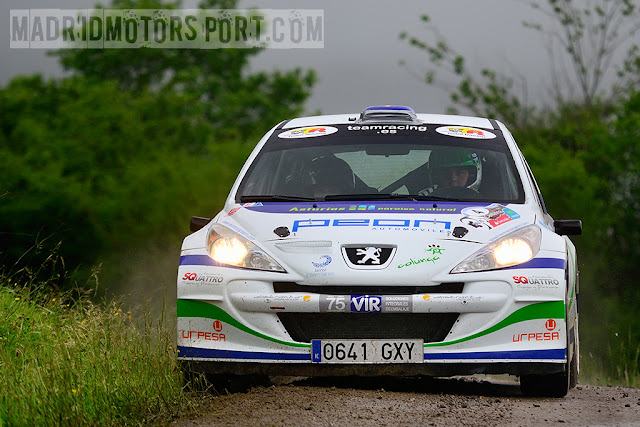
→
(52, 0, 317, 139)
(399, 0, 640, 127)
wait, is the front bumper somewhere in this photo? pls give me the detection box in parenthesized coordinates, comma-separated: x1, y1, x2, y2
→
(177, 255, 569, 376)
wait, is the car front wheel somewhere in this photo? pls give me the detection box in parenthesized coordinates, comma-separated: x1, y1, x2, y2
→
(520, 316, 578, 397)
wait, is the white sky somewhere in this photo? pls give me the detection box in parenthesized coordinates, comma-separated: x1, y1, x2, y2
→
(1, 0, 555, 115)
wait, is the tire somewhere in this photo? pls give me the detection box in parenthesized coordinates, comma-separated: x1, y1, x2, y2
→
(205, 373, 271, 394)
(520, 370, 569, 398)
(181, 361, 271, 394)
(520, 316, 578, 397)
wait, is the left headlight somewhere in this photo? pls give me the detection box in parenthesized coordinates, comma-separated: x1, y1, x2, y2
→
(451, 224, 541, 273)
(207, 224, 286, 272)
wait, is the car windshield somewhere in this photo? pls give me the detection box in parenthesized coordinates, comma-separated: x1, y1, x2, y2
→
(236, 125, 524, 203)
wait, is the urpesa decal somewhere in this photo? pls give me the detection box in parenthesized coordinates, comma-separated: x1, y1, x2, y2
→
(180, 330, 226, 341)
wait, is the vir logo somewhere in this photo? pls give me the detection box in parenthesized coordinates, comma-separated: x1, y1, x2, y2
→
(351, 295, 382, 312)
(356, 247, 381, 264)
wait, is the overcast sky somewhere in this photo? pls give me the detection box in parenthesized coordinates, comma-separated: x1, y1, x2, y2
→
(2, 0, 550, 115)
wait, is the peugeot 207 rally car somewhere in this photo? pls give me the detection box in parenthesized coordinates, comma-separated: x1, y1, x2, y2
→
(177, 105, 582, 397)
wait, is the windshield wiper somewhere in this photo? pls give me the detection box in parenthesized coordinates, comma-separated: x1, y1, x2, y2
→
(324, 194, 473, 202)
(324, 193, 417, 201)
(240, 194, 474, 203)
(239, 195, 316, 202)
(409, 195, 470, 202)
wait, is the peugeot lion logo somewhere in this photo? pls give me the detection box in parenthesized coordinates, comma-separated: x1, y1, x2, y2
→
(356, 247, 382, 264)
(342, 245, 396, 269)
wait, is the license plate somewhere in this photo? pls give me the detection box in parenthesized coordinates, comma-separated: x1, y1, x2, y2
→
(311, 339, 423, 364)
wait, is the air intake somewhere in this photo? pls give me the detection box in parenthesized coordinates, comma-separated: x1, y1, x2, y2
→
(357, 105, 420, 124)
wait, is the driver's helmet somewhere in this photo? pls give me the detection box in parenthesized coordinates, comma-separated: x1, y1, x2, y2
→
(308, 154, 356, 194)
(429, 148, 482, 191)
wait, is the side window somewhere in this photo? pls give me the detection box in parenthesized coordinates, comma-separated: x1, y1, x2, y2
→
(522, 157, 548, 214)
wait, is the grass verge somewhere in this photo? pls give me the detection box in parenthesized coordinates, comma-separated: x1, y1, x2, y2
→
(0, 273, 202, 426)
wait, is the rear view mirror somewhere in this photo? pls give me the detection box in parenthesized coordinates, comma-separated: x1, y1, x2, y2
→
(554, 220, 582, 236)
(365, 146, 411, 155)
(190, 216, 210, 232)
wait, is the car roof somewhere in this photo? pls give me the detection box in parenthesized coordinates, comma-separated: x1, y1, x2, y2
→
(282, 113, 495, 130)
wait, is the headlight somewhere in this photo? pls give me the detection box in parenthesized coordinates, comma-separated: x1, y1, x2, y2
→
(206, 224, 286, 272)
(451, 224, 541, 273)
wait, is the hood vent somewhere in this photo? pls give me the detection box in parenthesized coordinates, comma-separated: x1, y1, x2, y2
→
(274, 240, 332, 254)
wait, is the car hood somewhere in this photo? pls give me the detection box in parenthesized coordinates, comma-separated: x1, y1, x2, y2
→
(213, 201, 537, 286)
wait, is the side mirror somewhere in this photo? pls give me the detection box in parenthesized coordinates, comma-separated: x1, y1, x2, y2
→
(554, 219, 582, 236)
(190, 216, 211, 233)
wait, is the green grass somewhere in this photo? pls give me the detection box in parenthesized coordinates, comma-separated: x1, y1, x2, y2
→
(0, 273, 201, 426)
(580, 330, 640, 388)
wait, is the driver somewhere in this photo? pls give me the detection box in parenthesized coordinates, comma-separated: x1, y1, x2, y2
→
(308, 154, 356, 197)
(420, 148, 481, 195)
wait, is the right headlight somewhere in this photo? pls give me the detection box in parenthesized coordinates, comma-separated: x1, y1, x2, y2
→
(206, 224, 286, 272)
(451, 224, 541, 273)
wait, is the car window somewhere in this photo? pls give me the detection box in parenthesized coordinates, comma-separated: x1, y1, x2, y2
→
(336, 150, 431, 193)
(237, 127, 525, 203)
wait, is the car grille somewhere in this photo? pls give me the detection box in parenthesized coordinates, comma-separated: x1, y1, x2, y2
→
(277, 312, 458, 343)
(273, 282, 463, 343)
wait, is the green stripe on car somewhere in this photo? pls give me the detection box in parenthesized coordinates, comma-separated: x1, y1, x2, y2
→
(177, 299, 564, 349)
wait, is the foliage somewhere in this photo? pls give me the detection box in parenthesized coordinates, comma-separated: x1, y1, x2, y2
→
(51, 0, 317, 139)
(0, 267, 198, 426)
(0, 0, 315, 283)
(0, 75, 247, 274)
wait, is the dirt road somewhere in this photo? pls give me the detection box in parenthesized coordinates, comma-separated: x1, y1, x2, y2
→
(172, 376, 640, 426)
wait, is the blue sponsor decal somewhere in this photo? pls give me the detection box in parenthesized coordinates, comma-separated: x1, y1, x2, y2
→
(179, 255, 245, 270)
(178, 346, 310, 360)
(180, 255, 217, 266)
(349, 205, 376, 211)
(503, 207, 520, 219)
(423, 348, 566, 360)
(505, 257, 565, 270)
(242, 201, 476, 214)
(311, 255, 332, 268)
(351, 295, 382, 313)
(292, 218, 452, 233)
(178, 346, 565, 362)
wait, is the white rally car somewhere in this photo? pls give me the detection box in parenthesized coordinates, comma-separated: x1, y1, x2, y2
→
(177, 106, 582, 397)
